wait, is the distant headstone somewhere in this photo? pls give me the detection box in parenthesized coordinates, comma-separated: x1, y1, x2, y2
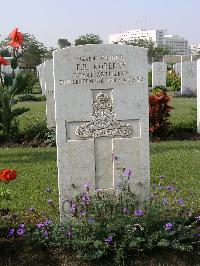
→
(53, 44, 150, 221)
(174, 62, 181, 75)
(181, 61, 197, 95)
(38, 63, 46, 95)
(44, 59, 56, 128)
(197, 59, 200, 134)
(152, 62, 167, 88)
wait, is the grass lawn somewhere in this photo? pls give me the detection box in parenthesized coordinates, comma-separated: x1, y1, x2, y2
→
(12, 95, 197, 135)
(0, 140, 200, 222)
(13, 101, 46, 134)
(170, 97, 197, 131)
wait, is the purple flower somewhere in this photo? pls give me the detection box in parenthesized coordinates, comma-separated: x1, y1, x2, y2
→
(104, 236, 113, 244)
(123, 169, 133, 178)
(163, 198, 168, 205)
(81, 193, 90, 204)
(66, 229, 72, 238)
(165, 223, 173, 230)
(134, 209, 144, 216)
(36, 223, 44, 229)
(70, 203, 78, 213)
(17, 228, 25, 236)
(47, 199, 53, 205)
(193, 233, 200, 237)
(19, 224, 25, 228)
(44, 220, 52, 226)
(84, 183, 91, 189)
(112, 154, 119, 160)
(195, 216, 200, 221)
(29, 207, 35, 212)
(46, 187, 52, 193)
(88, 217, 94, 223)
(80, 210, 87, 216)
(167, 186, 175, 191)
(43, 230, 48, 238)
(177, 199, 184, 206)
(8, 228, 14, 237)
(123, 207, 129, 214)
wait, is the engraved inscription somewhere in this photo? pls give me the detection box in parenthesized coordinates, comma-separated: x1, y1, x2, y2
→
(59, 54, 144, 86)
(75, 92, 132, 138)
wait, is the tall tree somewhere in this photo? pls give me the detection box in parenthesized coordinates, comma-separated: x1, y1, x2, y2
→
(57, 38, 71, 48)
(75, 34, 103, 46)
(0, 33, 50, 66)
(123, 39, 171, 62)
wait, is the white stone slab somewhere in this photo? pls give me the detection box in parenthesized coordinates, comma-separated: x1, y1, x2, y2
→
(152, 62, 167, 88)
(38, 63, 46, 95)
(181, 61, 197, 95)
(53, 44, 150, 221)
(44, 60, 56, 128)
(174, 62, 181, 75)
(197, 59, 200, 134)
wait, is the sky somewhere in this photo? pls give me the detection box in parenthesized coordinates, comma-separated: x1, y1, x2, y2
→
(1, 0, 200, 48)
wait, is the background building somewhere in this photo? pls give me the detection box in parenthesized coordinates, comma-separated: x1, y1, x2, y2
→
(190, 43, 200, 55)
(108, 29, 166, 46)
(163, 35, 189, 55)
(109, 29, 190, 55)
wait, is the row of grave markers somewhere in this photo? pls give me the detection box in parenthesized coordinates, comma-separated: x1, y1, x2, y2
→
(37, 44, 150, 221)
(37, 45, 200, 221)
(151, 61, 197, 96)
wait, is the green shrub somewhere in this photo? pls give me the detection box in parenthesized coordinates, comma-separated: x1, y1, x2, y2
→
(6, 184, 199, 263)
(45, 128, 56, 147)
(17, 94, 46, 102)
(149, 91, 174, 138)
(148, 71, 152, 87)
(23, 118, 48, 142)
(167, 71, 181, 91)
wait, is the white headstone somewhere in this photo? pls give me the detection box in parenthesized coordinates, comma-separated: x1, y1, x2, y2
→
(44, 60, 56, 128)
(181, 61, 197, 95)
(38, 63, 46, 95)
(197, 59, 200, 134)
(174, 62, 181, 75)
(152, 62, 167, 88)
(53, 44, 150, 221)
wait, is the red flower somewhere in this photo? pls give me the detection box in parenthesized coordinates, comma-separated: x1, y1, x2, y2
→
(8, 28, 23, 48)
(0, 169, 17, 182)
(0, 55, 9, 66)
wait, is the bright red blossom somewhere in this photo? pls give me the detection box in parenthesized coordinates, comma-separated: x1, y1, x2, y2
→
(0, 55, 9, 66)
(0, 169, 17, 182)
(8, 28, 23, 48)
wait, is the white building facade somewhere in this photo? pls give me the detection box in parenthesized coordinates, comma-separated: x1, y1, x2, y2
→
(163, 35, 189, 55)
(108, 29, 166, 46)
(109, 29, 189, 55)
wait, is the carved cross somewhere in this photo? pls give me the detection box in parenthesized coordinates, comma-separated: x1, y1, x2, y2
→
(66, 89, 138, 190)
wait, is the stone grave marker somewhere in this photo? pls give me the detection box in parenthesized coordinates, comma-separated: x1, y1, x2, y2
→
(181, 61, 197, 95)
(38, 62, 46, 95)
(152, 62, 167, 88)
(53, 44, 150, 221)
(197, 59, 200, 134)
(44, 59, 56, 129)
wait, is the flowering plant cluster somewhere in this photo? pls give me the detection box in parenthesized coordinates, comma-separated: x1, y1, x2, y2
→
(5, 175, 200, 263)
(149, 90, 173, 138)
(0, 169, 17, 201)
(0, 28, 30, 138)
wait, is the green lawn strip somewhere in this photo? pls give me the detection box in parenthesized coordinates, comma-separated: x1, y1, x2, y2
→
(0, 147, 59, 222)
(13, 101, 46, 134)
(170, 97, 197, 130)
(151, 140, 200, 211)
(0, 140, 200, 223)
